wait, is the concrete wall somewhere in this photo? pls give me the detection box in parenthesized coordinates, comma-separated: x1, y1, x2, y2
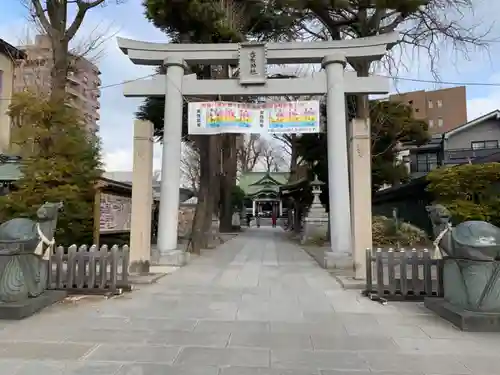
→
(0, 52, 14, 153)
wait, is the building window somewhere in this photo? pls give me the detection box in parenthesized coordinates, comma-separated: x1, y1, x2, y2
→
(0, 70, 3, 93)
(416, 153, 438, 172)
(437, 99, 443, 108)
(428, 100, 433, 108)
(428, 119, 434, 128)
(471, 140, 499, 150)
(438, 117, 443, 127)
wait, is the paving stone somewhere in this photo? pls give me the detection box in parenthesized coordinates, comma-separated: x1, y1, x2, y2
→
(320, 371, 423, 375)
(270, 322, 346, 335)
(174, 347, 270, 367)
(458, 355, 500, 374)
(144, 330, 230, 346)
(310, 334, 397, 351)
(127, 318, 197, 331)
(194, 320, 270, 333)
(0, 359, 21, 375)
(229, 332, 313, 349)
(117, 363, 219, 375)
(360, 353, 470, 374)
(65, 329, 149, 344)
(0, 342, 94, 360)
(14, 360, 66, 375)
(220, 367, 320, 375)
(85, 344, 181, 363)
(271, 349, 369, 371)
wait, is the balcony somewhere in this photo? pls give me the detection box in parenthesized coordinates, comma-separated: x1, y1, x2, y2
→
(443, 147, 500, 165)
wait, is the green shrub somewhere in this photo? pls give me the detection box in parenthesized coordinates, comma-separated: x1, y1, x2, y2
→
(427, 163, 500, 226)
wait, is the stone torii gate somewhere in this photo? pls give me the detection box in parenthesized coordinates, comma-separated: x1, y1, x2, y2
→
(118, 33, 398, 277)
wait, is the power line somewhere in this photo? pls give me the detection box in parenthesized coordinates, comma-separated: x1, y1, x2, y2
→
(378, 74, 500, 87)
(0, 72, 159, 101)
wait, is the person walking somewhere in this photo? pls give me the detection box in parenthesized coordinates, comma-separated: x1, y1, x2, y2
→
(256, 213, 261, 228)
(271, 212, 277, 228)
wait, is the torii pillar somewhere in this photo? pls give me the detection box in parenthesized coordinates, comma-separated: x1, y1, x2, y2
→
(117, 33, 399, 276)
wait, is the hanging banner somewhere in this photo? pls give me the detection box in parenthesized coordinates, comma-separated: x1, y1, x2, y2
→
(188, 101, 266, 135)
(188, 100, 320, 135)
(266, 101, 320, 134)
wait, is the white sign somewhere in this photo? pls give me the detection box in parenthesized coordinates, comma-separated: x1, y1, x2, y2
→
(188, 101, 320, 135)
(188, 102, 265, 135)
(266, 101, 320, 134)
(100, 193, 132, 233)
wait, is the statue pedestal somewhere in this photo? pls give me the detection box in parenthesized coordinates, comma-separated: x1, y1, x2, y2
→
(425, 258, 500, 331)
(301, 177, 328, 245)
(443, 258, 500, 311)
(301, 217, 328, 245)
(425, 297, 500, 332)
(0, 290, 67, 320)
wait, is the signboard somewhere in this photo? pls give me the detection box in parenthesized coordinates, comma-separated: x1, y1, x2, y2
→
(267, 101, 320, 134)
(188, 101, 266, 135)
(188, 100, 320, 135)
(238, 42, 267, 85)
(99, 193, 132, 233)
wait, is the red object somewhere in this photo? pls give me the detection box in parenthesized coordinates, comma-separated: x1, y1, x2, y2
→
(272, 215, 277, 226)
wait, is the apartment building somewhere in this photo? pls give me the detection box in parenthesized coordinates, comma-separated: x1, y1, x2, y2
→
(0, 39, 25, 153)
(14, 35, 101, 133)
(389, 86, 467, 134)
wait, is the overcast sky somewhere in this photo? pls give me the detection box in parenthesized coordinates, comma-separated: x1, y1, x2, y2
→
(1, 0, 500, 173)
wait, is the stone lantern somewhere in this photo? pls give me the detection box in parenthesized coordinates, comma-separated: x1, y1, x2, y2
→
(301, 175, 328, 244)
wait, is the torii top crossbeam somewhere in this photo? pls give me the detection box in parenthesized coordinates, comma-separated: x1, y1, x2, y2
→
(117, 33, 398, 66)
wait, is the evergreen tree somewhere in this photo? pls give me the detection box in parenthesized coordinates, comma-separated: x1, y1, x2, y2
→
(297, 100, 430, 198)
(0, 92, 102, 245)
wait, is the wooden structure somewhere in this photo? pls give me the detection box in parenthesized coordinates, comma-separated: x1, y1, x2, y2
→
(364, 248, 444, 302)
(47, 244, 130, 296)
(93, 177, 135, 246)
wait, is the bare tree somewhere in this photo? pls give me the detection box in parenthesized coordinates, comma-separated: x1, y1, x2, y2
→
(260, 139, 287, 172)
(237, 134, 263, 173)
(272, 133, 305, 178)
(25, 0, 124, 100)
(283, 0, 494, 118)
(180, 143, 200, 194)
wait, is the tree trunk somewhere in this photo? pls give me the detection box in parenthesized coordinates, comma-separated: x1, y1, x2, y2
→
(50, 39, 70, 102)
(289, 134, 298, 179)
(202, 135, 220, 247)
(189, 136, 211, 254)
(219, 134, 237, 232)
(293, 201, 302, 234)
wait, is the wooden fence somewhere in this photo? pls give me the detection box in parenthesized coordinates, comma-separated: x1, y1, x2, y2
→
(364, 248, 444, 302)
(47, 244, 131, 296)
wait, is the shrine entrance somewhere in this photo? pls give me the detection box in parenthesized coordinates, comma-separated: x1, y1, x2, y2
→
(118, 33, 398, 277)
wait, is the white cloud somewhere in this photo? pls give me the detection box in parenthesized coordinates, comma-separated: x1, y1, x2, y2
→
(103, 143, 163, 172)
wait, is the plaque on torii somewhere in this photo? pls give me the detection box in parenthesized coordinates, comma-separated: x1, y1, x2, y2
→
(238, 42, 267, 85)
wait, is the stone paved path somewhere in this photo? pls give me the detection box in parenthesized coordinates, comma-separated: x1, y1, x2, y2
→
(0, 226, 499, 374)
